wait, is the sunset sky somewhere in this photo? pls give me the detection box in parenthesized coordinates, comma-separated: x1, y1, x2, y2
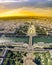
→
(0, 0, 52, 17)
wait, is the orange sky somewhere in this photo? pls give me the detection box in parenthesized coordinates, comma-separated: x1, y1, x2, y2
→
(0, 8, 52, 17)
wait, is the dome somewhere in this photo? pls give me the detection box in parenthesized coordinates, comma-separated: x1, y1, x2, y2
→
(27, 25, 36, 36)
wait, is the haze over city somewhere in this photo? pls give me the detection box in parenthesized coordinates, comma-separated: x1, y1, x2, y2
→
(0, 0, 52, 17)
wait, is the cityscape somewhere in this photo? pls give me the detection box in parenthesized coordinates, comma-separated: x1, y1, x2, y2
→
(0, 0, 52, 65)
(0, 17, 52, 65)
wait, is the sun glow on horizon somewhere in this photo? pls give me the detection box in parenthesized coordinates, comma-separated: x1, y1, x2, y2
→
(0, 8, 52, 17)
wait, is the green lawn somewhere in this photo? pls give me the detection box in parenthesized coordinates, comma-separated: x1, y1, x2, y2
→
(33, 51, 51, 65)
(3, 51, 27, 65)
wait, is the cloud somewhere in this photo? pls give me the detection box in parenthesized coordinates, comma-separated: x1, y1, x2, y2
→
(0, 0, 52, 8)
(48, 0, 52, 1)
(0, 0, 28, 2)
(0, 0, 52, 3)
